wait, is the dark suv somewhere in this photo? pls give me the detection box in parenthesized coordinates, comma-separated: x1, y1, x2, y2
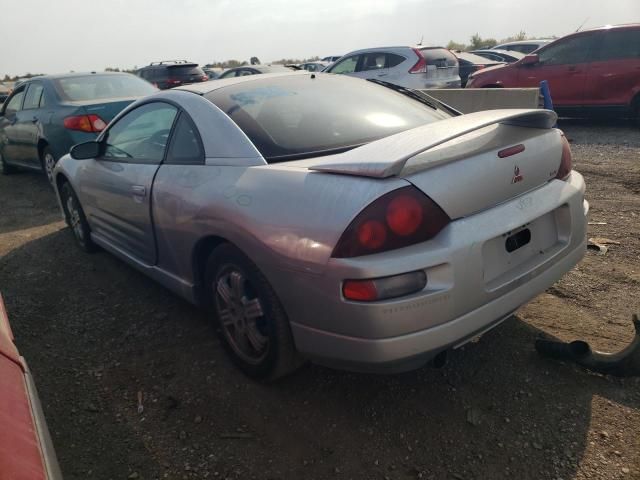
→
(467, 24, 640, 123)
(136, 61, 208, 89)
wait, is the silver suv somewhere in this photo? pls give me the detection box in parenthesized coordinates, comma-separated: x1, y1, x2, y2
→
(325, 46, 460, 89)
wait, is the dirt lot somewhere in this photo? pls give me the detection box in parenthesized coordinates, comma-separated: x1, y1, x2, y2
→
(1, 120, 639, 480)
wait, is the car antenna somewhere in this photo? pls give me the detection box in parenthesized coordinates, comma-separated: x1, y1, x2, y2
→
(417, 34, 423, 46)
(575, 17, 589, 32)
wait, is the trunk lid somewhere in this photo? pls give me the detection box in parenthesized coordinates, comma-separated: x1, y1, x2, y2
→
(309, 109, 563, 219)
(62, 98, 137, 123)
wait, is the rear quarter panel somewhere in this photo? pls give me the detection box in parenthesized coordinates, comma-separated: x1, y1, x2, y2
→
(150, 163, 408, 291)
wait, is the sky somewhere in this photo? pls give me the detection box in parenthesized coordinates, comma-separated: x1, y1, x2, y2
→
(1, 0, 639, 76)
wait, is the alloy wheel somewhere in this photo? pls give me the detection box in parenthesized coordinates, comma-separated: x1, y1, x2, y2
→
(214, 268, 269, 364)
(44, 152, 56, 184)
(66, 195, 85, 242)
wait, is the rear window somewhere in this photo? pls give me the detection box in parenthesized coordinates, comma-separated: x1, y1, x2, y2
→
(457, 52, 502, 65)
(205, 74, 450, 162)
(419, 48, 458, 67)
(53, 74, 156, 101)
(167, 65, 206, 78)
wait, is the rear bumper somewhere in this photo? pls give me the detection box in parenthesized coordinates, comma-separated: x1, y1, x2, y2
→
(291, 235, 585, 373)
(283, 172, 588, 373)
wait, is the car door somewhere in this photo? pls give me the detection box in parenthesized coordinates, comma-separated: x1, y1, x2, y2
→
(0, 85, 27, 165)
(16, 81, 46, 167)
(77, 101, 178, 264)
(584, 28, 640, 108)
(517, 33, 598, 106)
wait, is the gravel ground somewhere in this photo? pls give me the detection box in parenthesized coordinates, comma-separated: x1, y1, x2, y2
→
(0, 119, 639, 480)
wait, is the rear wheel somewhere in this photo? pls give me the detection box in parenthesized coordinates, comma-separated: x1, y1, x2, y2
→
(204, 244, 302, 381)
(0, 151, 17, 175)
(60, 182, 98, 253)
(41, 146, 56, 186)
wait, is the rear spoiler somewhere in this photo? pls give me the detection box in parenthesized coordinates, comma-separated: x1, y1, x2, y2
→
(309, 109, 557, 178)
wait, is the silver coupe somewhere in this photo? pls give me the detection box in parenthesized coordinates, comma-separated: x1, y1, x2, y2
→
(53, 72, 588, 380)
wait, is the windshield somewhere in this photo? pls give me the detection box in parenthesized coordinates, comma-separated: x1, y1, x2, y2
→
(205, 74, 449, 162)
(53, 74, 156, 101)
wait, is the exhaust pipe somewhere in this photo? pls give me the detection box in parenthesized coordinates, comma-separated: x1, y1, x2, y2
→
(431, 350, 448, 369)
(535, 314, 640, 377)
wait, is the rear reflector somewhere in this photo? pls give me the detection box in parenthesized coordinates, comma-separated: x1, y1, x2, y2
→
(498, 144, 525, 158)
(63, 114, 107, 133)
(343, 271, 427, 302)
(409, 48, 427, 74)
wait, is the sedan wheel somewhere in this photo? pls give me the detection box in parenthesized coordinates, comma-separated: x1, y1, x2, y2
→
(205, 244, 302, 380)
(43, 148, 56, 185)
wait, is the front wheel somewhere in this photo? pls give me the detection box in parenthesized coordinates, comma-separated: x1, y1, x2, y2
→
(205, 244, 303, 381)
(60, 182, 98, 253)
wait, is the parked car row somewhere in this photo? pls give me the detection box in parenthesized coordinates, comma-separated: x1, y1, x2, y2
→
(1, 25, 636, 380)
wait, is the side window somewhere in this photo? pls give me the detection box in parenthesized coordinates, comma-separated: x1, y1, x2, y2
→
(386, 53, 406, 68)
(330, 55, 359, 74)
(23, 83, 45, 110)
(3, 87, 26, 116)
(595, 30, 640, 61)
(166, 114, 204, 165)
(218, 70, 234, 79)
(237, 69, 254, 77)
(103, 102, 178, 163)
(360, 53, 387, 71)
(538, 35, 595, 65)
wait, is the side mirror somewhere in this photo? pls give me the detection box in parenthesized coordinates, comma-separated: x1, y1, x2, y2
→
(520, 54, 539, 66)
(70, 141, 101, 160)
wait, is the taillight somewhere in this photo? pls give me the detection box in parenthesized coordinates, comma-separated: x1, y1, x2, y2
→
(63, 114, 107, 133)
(556, 132, 573, 180)
(409, 48, 427, 74)
(332, 186, 450, 258)
(201, 75, 208, 81)
(167, 78, 181, 85)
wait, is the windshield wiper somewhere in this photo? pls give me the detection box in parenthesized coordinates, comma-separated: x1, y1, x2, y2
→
(366, 79, 462, 117)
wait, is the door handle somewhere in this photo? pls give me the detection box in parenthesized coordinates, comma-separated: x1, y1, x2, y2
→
(131, 185, 146, 197)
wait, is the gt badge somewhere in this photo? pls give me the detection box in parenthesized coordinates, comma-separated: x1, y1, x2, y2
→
(512, 165, 524, 184)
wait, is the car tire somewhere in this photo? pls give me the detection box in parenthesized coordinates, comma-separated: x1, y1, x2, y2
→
(0, 151, 17, 175)
(59, 182, 98, 253)
(205, 244, 303, 381)
(41, 146, 57, 186)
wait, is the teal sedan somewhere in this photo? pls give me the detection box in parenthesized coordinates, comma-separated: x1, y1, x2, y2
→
(0, 72, 156, 185)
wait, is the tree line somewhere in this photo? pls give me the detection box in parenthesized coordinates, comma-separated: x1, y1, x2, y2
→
(445, 31, 554, 51)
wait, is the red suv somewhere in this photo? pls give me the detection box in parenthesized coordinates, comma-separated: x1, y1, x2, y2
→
(466, 24, 640, 123)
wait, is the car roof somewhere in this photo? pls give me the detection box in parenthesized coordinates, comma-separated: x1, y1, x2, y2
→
(456, 52, 502, 63)
(494, 39, 552, 46)
(13, 72, 136, 83)
(581, 22, 640, 32)
(174, 70, 312, 95)
(339, 45, 447, 56)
